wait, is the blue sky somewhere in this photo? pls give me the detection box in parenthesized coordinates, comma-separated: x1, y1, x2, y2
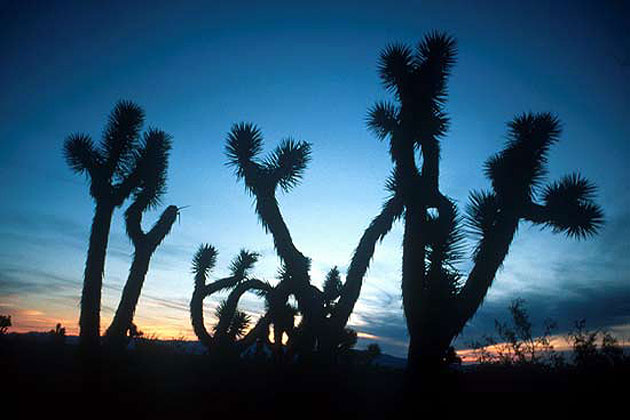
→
(0, 0, 628, 356)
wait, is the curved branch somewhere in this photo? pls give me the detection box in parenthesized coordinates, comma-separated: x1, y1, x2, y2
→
(330, 192, 404, 329)
(214, 279, 273, 340)
(189, 275, 240, 350)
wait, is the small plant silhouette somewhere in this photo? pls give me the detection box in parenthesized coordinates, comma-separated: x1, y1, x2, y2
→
(49, 323, 67, 345)
(0, 315, 11, 335)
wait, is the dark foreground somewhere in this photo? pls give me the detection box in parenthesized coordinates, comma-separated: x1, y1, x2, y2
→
(2, 335, 627, 414)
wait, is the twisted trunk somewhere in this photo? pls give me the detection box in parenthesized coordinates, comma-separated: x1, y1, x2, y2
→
(190, 276, 240, 350)
(214, 279, 271, 341)
(236, 313, 272, 353)
(190, 284, 214, 349)
(79, 200, 115, 351)
(105, 205, 177, 349)
(451, 211, 520, 339)
(255, 194, 323, 348)
(322, 194, 404, 354)
(104, 247, 150, 348)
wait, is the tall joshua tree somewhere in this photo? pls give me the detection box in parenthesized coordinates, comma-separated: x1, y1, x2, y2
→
(225, 124, 323, 346)
(104, 129, 178, 349)
(190, 245, 272, 354)
(368, 32, 603, 372)
(64, 100, 156, 351)
(225, 124, 404, 357)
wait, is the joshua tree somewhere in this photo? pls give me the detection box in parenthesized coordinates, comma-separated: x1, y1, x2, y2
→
(225, 125, 323, 348)
(367, 32, 603, 373)
(190, 245, 273, 355)
(104, 129, 178, 349)
(225, 124, 404, 358)
(63, 100, 161, 351)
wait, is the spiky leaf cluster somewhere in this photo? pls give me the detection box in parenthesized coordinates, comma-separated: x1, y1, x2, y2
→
(229, 249, 260, 279)
(131, 128, 172, 210)
(192, 244, 218, 279)
(101, 101, 145, 179)
(214, 300, 251, 341)
(265, 138, 311, 191)
(425, 200, 465, 297)
(63, 100, 173, 208)
(63, 134, 102, 176)
(322, 266, 343, 304)
(372, 31, 456, 148)
(225, 123, 311, 195)
(484, 113, 561, 203)
(425, 201, 465, 270)
(64, 101, 145, 182)
(541, 173, 603, 238)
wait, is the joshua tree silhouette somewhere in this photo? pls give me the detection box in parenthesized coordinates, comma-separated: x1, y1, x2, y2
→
(63, 100, 170, 352)
(104, 129, 178, 349)
(224, 124, 404, 359)
(190, 245, 273, 355)
(367, 31, 603, 373)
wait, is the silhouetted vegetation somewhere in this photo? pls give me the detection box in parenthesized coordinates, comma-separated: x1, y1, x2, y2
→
(0, 315, 11, 335)
(104, 126, 177, 350)
(49, 323, 67, 345)
(63, 101, 174, 352)
(568, 320, 627, 370)
(471, 299, 563, 368)
(223, 122, 403, 361)
(39, 27, 620, 400)
(466, 301, 629, 393)
(189, 245, 272, 357)
(366, 31, 603, 373)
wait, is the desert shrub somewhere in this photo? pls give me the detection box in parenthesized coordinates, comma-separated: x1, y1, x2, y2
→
(0, 315, 11, 335)
(568, 320, 627, 369)
(471, 299, 563, 368)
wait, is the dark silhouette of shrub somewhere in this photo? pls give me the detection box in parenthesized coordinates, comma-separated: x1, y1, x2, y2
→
(49, 323, 67, 345)
(568, 320, 626, 369)
(0, 315, 11, 335)
(471, 299, 562, 367)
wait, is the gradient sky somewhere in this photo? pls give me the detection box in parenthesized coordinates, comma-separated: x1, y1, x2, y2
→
(1, 0, 628, 357)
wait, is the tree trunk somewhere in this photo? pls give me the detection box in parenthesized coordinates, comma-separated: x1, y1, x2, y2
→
(190, 285, 213, 350)
(79, 201, 114, 352)
(104, 246, 151, 349)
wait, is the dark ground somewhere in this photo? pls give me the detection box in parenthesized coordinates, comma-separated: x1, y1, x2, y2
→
(1, 334, 627, 415)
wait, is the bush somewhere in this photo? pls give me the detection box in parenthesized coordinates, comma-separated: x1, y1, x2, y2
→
(0, 315, 11, 335)
(568, 320, 627, 369)
(471, 299, 563, 368)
